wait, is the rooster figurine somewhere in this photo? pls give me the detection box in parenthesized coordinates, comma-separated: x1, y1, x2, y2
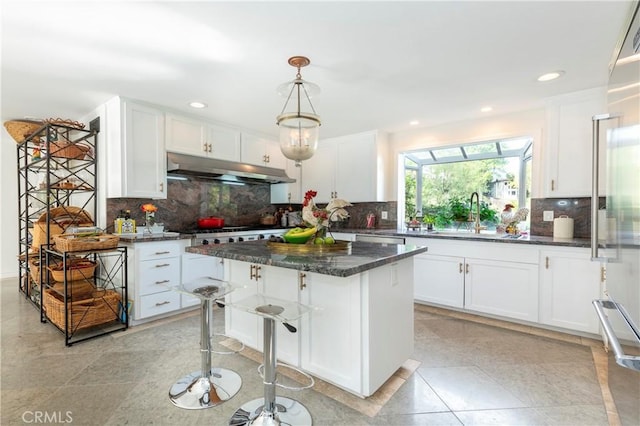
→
(500, 204, 529, 234)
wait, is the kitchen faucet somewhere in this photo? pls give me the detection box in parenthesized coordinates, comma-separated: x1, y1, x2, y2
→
(469, 192, 482, 234)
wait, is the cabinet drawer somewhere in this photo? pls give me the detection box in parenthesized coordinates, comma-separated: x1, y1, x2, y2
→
(138, 291, 181, 319)
(139, 257, 180, 296)
(138, 242, 183, 261)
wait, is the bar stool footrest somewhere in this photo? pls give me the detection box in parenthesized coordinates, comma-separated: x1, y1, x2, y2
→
(257, 362, 315, 391)
(212, 332, 245, 355)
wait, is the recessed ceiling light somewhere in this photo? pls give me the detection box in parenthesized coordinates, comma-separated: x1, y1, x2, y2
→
(409, 120, 420, 126)
(537, 71, 565, 82)
(480, 106, 493, 113)
(189, 101, 207, 108)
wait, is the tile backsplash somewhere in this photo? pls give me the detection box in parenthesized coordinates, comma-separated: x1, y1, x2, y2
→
(529, 197, 605, 238)
(106, 178, 398, 232)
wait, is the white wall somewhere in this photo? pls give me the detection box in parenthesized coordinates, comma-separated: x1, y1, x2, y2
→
(1, 132, 19, 278)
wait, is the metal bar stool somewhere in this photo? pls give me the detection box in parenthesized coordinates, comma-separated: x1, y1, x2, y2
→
(168, 277, 243, 409)
(228, 294, 314, 426)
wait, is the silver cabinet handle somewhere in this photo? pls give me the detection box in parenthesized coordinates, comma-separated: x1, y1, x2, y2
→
(155, 279, 170, 284)
(591, 113, 618, 260)
(155, 251, 170, 255)
(593, 299, 640, 371)
(155, 263, 170, 268)
(155, 301, 171, 306)
(459, 263, 463, 274)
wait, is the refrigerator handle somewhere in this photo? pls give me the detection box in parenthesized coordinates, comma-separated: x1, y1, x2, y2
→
(593, 299, 640, 372)
(591, 113, 616, 260)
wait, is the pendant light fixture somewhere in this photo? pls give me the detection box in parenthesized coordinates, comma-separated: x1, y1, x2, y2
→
(276, 56, 321, 166)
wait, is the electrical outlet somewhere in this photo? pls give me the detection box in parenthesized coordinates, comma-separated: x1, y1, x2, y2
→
(381, 211, 388, 220)
(543, 211, 554, 221)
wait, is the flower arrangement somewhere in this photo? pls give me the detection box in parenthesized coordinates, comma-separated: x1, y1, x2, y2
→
(302, 190, 351, 236)
(141, 203, 158, 233)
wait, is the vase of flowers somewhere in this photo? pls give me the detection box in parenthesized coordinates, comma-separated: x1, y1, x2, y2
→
(141, 203, 158, 234)
(302, 190, 351, 240)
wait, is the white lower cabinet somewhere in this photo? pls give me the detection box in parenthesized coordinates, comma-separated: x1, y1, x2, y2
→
(408, 238, 539, 323)
(413, 253, 464, 308)
(539, 247, 603, 333)
(464, 257, 539, 322)
(124, 239, 192, 323)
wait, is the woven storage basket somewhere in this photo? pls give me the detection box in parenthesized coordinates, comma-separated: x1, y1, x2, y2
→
(49, 281, 96, 300)
(3, 120, 43, 143)
(28, 257, 56, 285)
(31, 207, 93, 251)
(48, 259, 97, 282)
(43, 288, 121, 331)
(49, 140, 91, 159)
(53, 234, 119, 252)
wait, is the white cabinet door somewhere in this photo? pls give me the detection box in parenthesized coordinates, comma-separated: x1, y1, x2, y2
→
(241, 133, 286, 169)
(414, 254, 465, 308)
(165, 113, 240, 161)
(207, 124, 241, 162)
(300, 271, 363, 392)
(261, 266, 300, 365)
(165, 113, 208, 157)
(105, 97, 166, 199)
(225, 260, 260, 349)
(544, 88, 607, 197)
(300, 140, 337, 203)
(540, 248, 602, 333)
(270, 159, 302, 204)
(301, 131, 388, 203)
(464, 258, 539, 322)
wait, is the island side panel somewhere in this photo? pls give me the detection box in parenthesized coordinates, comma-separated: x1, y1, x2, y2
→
(362, 257, 415, 396)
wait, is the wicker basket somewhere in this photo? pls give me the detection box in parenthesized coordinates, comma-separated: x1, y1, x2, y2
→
(3, 120, 44, 143)
(43, 288, 121, 331)
(48, 259, 97, 282)
(53, 234, 119, 252)
(28, 257, 56, 285)
(49, 140, 91, 160)
(31, 207, 94, 251)
(49, 281, 97, 300)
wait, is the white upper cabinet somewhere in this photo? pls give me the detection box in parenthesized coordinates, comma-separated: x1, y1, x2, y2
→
(241, 132, 286, 169)
(165, 113, 241, 162)
(270, 159, 302, 204)
(104, 97, 166, 199)
(543, 88, 607, 197)
(301, 130, 389, 203)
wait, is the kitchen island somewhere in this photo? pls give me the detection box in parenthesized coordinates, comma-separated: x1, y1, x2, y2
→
(186, 240, 428, 397)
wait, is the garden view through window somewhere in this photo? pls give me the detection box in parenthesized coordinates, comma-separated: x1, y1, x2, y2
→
(403, 136, 532, 232)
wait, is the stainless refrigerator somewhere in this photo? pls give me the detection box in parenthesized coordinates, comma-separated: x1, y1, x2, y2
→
(592, 1, 640, 424)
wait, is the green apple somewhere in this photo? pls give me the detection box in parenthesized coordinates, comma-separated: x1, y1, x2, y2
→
(314, 237, 325, 245)
(324, 237, 335, 245)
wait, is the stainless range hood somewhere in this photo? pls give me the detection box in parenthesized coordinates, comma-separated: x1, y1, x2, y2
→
(167, 152, 295, 184)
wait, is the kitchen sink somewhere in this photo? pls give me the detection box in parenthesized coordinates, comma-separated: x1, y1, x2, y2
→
(423, 230, 527, 240)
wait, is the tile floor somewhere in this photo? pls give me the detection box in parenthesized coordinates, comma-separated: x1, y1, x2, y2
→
(1, 278, 612, 425)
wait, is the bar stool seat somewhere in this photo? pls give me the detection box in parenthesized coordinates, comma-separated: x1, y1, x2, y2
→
(228, 294, 314, 426)
(168, 277, 242, 410)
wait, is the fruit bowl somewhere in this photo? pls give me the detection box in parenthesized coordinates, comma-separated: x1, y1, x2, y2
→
(282, 232, 314, 244)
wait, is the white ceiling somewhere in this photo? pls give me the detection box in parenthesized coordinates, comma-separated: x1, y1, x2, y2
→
(1, 1, 634, 140)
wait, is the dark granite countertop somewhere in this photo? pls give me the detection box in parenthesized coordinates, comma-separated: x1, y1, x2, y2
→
(186, 240, 429, 277)
(333, 228, 593, 248)
(117, 232, 192, 243)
